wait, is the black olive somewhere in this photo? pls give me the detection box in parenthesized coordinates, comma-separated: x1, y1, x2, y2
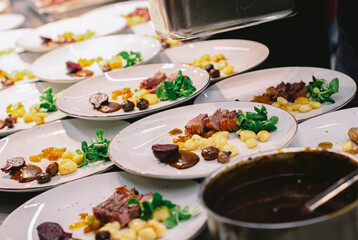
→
(96, 230, 110, 240)
(137, 98, 150, 110)
(218, 151, 231, 163)
(201, 146, 220, 160)
(209, 69, 220, 78)
(36, 172, 51, 184)
(204, 64, 214, 72)
(121, 100, 135, 112)
(46, 162, 59, 177)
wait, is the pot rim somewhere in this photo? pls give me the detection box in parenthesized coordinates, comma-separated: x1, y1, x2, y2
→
(199, 147, 358, 229)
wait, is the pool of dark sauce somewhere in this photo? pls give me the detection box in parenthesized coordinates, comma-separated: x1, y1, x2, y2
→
(203, 151, 358, 223)
(167, 150, 200, 169)
(11, 165, 42, 183)
(99, 102, 122, 113)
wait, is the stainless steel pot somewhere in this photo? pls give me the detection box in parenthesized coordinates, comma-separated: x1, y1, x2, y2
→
(200, 148, 358, 240)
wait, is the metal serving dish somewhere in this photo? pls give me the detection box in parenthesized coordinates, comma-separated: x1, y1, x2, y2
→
(148, 0, 297, 39)
(200, 148, 358, 240)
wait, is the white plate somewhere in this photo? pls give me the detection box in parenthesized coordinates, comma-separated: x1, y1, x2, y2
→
(163, 39, 269, 81)
(0, 2, 7, 13)
(0, 54, 39, 89)
(289, 107, 358, 150)
(0, 172, 207, 239)
(0, 82, 70, 136)
(108, 102, 297, 179)
(0, 28, 32, 54)
(16, 14, 127, 53)
(0, 14, 24, 31)
(56, 63, 210, 120)
(31, 34, 161, 83)
(194, 67, 357, 121)
(0, 119, 130, 192)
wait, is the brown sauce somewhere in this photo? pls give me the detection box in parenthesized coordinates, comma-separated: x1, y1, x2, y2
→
(203, 151, 358, 224)
(99, 102, 122, 113)
(10, 165, 42, 183)
(168, 150, 200, 169)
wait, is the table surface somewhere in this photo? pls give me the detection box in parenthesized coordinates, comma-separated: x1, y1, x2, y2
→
(0, 0, 213, 239)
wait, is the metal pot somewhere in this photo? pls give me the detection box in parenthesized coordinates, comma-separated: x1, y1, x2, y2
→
(200, 148, 358, 240)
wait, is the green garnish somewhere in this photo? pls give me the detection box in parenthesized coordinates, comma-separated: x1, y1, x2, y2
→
(117, 51, 142, 67)
(38, 87, 62, 112)
(77, 128, 110, 168)
(306, 76, 339, 103)
(127, 192, 200, 229)
(0, 48, 15, 56)
(156, 70, 197, 101)
(236, 105, 279, 134)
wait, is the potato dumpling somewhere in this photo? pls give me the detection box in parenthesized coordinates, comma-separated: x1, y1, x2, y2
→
(121, 228, 137, 240)
(245, 138, 258, 149)
(211, 54, 220, 62)
(213, 135, 228, 150)
(223, 65, 234, 75)
(277, 97, 288, 106)
(240, 130, 256, 142)
(147, 220, 166, 238)
(183, 139, 198, 151)
(342, 141, 353, 152)
(218, 53, 225, 60)
(272, 102, 281, 108)
(223, 144, 239, 157)
(138, 227, 156, 240)
(58, 159, 77, 175)
(199, 54, 210, 62)
(198, 137, 213, 150)
(257, 130, 270, 142)
(153, 206, 171, 222)
(217, 60, 228, 70)
(128, 218, 147, 232)
(72, 153, 84, 164)
(23, 113, 33, 123)
(291, 103, 300, 111)
(62, 150, 76, 160)
(294, 97, 309, 105)
(309, 101, 321, 109)
(298, 104, 313, 113)
(143, 94, 159, 105)
(100, 222, 122, 240)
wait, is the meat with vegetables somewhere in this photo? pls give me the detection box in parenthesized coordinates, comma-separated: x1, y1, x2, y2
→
(139, 71, 177, 94)
(93, 187, 153, 228)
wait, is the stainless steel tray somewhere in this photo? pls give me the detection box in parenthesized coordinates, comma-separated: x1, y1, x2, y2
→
(148, 0, 297, 39)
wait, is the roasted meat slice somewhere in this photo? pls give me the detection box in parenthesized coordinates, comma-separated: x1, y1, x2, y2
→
(185, 113, 209, 136)
(206, 109, 222, 131)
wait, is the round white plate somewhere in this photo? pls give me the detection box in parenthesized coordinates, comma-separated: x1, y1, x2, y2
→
(56, 63, 210, 120)
(0, 14, 24, 31)
(0, 119, 130, 192)
(16, 14, 127, 53)
(194, 67, 357, 122)
(163, 39, 269, 81)
(289, 107, 358, 150)
(0, 28, 31, 54)
(0, 2, 7, 13)
(0, 172, 207, 239)
(108, 102, 297, 179)
(0, 53, 39, 89)
(31, 34, 161, 83)
(0, 82, 70, 136)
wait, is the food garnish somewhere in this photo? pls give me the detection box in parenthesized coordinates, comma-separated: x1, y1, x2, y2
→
(306, 76, 339, 103)
(0, 69, 35, 88)
(0, 47, 15, 57)
(40, 30, 95, 47)
(156, 70, 196, 101)
(38, 87, 61, 112)
(123, 7, 150, 26)
(79, 128, 110, 168)
(187, 53, 234, 78)
(235, 105, 279, 134)
(118, 51, 142, 68)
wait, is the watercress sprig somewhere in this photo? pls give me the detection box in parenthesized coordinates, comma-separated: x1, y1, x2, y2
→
(38, 87, 62, 112)
(305, 76, 339, 103)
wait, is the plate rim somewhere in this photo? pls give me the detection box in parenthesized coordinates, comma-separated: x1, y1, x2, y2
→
(108, 101, 298, 179)
(56, 63, 210, 120)
(0, 13, 25, 31)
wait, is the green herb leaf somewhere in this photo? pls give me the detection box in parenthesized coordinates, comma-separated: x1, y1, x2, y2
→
(128, 198, 140, 205)
(37, 87, 61, 112)
(306, 76, 339, 103)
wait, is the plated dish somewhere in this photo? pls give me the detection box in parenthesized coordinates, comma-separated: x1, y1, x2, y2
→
(0, 119, 129, 192)
(0, 28, 32, 55)
(0, 14, 24, 31)
(0, 82, 69, 136)
(163, 39, 269, 81)
(56, 63, 210, 120)
(194, 67, 357, 121)
(0, 171, 207, 239)
(16, 14, 126, 52)
(31, 34, 161, 83)
(108, 102, 297, 179)
(289, 107, 358, 152)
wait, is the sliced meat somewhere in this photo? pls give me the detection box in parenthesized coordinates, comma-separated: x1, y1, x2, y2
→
(185, 113, 209, 136)
(93, 187, 153, 228)
(205, 109, 222, 131)
(220, 118, 233, 131)
(139, 71, 167, 91)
